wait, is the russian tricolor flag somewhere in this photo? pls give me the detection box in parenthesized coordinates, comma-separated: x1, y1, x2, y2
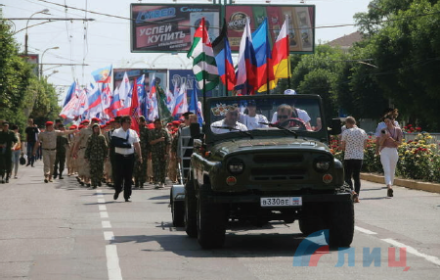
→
(235, 17, 257, 95)
(212, 19, 236, 91)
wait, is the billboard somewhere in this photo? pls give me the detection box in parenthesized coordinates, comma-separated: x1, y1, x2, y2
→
(225, 5, 315, 53)
(20, 54, 39, 77)
(113, 68, 167, 92)
(131, 4, 221, 53)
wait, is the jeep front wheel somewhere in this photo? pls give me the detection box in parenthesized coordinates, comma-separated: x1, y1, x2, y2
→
(299, 203, 327, 236)
(328, 201, 354, 248)
(197, 196, 226, 249)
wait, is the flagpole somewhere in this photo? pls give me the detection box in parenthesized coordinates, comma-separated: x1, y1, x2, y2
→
(202, 18, 207, 122)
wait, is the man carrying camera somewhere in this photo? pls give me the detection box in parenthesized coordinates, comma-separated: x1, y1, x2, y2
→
(111, 116, 142, 202)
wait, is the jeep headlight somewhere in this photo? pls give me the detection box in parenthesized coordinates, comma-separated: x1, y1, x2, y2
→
(314, 157, 331, 172)
(227, 158, 245, 175)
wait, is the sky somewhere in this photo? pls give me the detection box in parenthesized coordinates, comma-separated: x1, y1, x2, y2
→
(1, 0, 372, 103)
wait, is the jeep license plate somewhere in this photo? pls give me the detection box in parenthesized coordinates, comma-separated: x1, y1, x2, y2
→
(260, 197, 302, 207)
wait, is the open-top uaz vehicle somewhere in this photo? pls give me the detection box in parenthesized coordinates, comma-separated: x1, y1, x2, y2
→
(172, 94, 354, 249)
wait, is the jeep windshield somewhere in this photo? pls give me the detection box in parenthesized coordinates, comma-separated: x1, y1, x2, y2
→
(206, 95, 325, 141)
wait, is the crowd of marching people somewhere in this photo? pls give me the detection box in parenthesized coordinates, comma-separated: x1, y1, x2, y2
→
(0, 113, 198, 202)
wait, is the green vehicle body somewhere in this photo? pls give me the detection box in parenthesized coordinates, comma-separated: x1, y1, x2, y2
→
(183, 94, 354, 249)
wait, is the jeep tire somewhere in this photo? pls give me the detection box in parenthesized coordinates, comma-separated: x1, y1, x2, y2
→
(197, 196, 226, 249)
(184, 189, 197, 238)
(171, 200, 184, 227)
(299, 203, 327, 236)
(328, 200, 354, 248)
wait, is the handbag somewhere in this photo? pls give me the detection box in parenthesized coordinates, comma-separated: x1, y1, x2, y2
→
(19, 155, 26, 165)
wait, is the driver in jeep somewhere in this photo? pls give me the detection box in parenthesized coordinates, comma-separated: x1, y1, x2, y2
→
(272, 104, 312, 130)
(211, 107, 248, 134)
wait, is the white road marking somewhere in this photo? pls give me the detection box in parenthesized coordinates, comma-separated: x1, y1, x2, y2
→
(355, 226, 378, 235)
(96, 190, 103, 193)
(104, 231, 115, 241)
(106, 245, 123, 280)
(102, 221, 112, 228)
(97, 198, 106, 204)
(99, 205, 107, 211)
(382, 239, 440, 266)
(100, 212, 109, 219)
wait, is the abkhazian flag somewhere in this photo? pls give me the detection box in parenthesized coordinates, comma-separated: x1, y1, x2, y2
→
(187, 17, 219, 92)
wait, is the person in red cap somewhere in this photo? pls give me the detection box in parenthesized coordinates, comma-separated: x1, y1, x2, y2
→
(72, 118, 99, 187)
(33, 121, 77, 183)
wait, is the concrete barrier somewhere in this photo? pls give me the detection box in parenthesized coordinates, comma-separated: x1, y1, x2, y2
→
(360, 173, 440, 194)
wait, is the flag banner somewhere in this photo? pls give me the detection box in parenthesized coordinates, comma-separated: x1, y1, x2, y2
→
(224, 5, 314, 53)
(87, 84, 103, 119)
(131, 4, 221, 52)
(78, 87, 89, 120)
(146, 74, 159, 121)
(92, 65, 113, 83)
(252, 18, 275, 90)
(172, 81, 188, 117)
(212, 18, 236, 91)
(235, 17, 257, 95)
(129, 77, 140, 133)
(187, 17, 219, 92)
(258, 16, 290, 92)
(157, 86, 173, 124)
(60, 91, 80, 120)
(63, 81, 76, 107)
(189, 80, 203, 125)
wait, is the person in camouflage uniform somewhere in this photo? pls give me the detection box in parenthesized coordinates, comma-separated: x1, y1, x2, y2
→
(148, 119, 171, 189)
(85, 124, 108, 189)
(53, 124, 69, 179)
(134, 116, 149, 189)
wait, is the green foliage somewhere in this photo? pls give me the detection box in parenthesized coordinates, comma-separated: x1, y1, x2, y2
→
(0, 21, 60, 130)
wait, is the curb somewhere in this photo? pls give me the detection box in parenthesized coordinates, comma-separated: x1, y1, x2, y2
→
(360, 173, 440, 194)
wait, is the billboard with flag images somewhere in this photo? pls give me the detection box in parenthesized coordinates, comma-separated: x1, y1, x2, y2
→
(225, 5, 315, 53)
(130, 4, 221, 52)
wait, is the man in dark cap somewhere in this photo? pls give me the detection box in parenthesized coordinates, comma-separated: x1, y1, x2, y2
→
(0, 122, 18, 183)
(53, 124, 69, 179)
(134, 116, 149, 188)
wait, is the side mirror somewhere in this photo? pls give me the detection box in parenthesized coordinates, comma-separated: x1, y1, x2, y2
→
(329, 118, 342, 135)
(190, 123, 202, 139)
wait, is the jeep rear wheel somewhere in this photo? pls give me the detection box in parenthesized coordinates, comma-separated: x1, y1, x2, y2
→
(328, 201, 354, 248)
(184, 189, 197, 238)
(172, 200, 184, 227)
(197, 196, 226, 249)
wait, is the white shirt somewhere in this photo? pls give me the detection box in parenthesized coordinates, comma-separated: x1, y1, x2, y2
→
(239, 114, 269, 130)
(112, 127, 140, 155)
(341, 127, 368, 160)
(211, 119, 248, 134)
(271, 109, 311, 124)
(374, 121, 400, 137)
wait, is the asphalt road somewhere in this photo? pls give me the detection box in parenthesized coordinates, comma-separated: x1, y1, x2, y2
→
(1, 161, 439, 280)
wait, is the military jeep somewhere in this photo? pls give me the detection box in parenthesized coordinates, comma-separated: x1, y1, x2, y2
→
(182, 94, 354, 249)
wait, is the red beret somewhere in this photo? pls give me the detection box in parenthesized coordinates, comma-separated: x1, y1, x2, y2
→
(45, 121, 53, 126)
(69, 125, 77, 129)
(83, 119, 90, 123)
(172, 121, 180, 126)
(92, 118, 100, 123)
(100, 125, 105, 129)
(147, 123, 155, 130)
(109, 119, 115, 123)
(78, 125, 84, 129)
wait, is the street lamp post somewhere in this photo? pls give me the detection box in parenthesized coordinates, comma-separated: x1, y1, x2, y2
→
(25, 9, 50, 55)
(46, 70, 59, 79)
(40, 47, 59, 77)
